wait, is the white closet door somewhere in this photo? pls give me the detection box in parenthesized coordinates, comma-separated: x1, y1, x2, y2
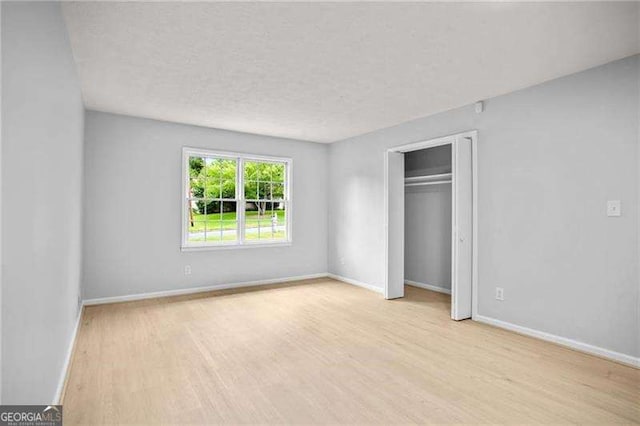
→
(452, 137, 473, 320)
(386, 151, 405, 299)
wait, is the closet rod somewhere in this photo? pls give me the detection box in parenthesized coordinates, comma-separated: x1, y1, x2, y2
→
(405, 180, 451, 187)
(404, 172, 452, 183)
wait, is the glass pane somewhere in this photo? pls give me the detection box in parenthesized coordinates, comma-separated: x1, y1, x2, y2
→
(205, 178, 222, 199)
(187, 199, 207, 243)
(204, 229, 222, 243)
(220, 202, 238, 242)
(218, 159, 236, 198)
(244, 201, 261, 240)
(189, 176, 204, 198)
(271, 183, 284, 200)
(256, 162, 269, 181)
(188, 157, 205, 198)
(221, 178, 236, 200)
(271, 163, 285, 183)
(258, 182, 270, 200)
(189, 156, 205, 178)
(243, 201, 286, 242)
(204, 157, 217, 178)
(259, 203, 286, 241)
(244, 161, 258, 181)
(244, 180, 258, 200)
(204, 158, 236, 199)
(204, 198, 222, 243)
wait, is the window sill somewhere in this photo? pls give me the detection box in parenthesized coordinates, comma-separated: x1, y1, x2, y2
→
(181, 241, 292, 252)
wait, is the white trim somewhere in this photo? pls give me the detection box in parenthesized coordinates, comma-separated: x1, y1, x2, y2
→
(383, 151, 390, 299)
(475, 315, 640, 369)
(471, 131, 479, 320)
(384, 130, 478, 317)
(83, 273, 328, 306)
(181, 241, 292, 252)
(328, 273, 385, 294)
(390, 133, 457, 153)
(181, 147, 293, 250)
(54, 305, 84, 404)
(405, 280, 452, 295)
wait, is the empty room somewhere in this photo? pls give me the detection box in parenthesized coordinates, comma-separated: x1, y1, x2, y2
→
(1, 1, 639, 424)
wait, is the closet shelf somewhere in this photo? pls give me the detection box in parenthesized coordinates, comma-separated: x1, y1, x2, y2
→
(404, 173, 452, 187)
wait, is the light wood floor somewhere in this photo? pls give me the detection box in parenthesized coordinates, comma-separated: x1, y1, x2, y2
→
(63, 278, 639, 424)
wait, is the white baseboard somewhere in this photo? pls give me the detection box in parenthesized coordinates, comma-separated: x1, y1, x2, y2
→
(327, 273, 384, 294)
(54, 305, 84, 404)
(83, 273, 329, 306)
(405, 279, 451, 295)
(475, 314, 639, 369)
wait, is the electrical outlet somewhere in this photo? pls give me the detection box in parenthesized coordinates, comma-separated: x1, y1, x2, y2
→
(184, 265, 192, 275)
(495, 287, 504, 301)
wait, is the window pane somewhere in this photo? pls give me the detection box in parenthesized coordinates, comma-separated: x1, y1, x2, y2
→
(271, 183, 284, 200)
(244, 201, 261, 240)
(188, 157, 205, 199)
(205, 178, 221, 199)
(189, 156, 205, 178)
(256, 162, 269, 181)
(259, 202, 286, 241)
(220, 201, 238, 242)
(219, 159, 236, 198)
(258, 181, 270, 200)
(244, 161, 258, 181)
(204, 158, 236, 199)
(187, 200, 207, 243)
(244, 201, 286, 242)
(244, 180, 258, 200)
(271, 163, 285, 183)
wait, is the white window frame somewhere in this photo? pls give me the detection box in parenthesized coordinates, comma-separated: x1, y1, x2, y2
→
(181, 147, 292, 251)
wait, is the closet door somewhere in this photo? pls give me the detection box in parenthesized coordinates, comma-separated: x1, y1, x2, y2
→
(385, 151, 404, 299)
(452, 137, 473, 320)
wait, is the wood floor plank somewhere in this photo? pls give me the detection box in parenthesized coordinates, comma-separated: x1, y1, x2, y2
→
(63, 279, 640, 424)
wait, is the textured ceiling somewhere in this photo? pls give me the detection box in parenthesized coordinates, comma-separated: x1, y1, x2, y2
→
(62, 2, 639, 143)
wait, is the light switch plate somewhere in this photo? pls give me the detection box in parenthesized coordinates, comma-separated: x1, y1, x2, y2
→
(607, 200, 621, 217)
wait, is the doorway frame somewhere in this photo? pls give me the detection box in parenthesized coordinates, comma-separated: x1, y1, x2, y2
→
(383, 130, 478, 319)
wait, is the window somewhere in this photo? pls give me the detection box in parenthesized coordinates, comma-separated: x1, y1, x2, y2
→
(182, 148, 291, 249)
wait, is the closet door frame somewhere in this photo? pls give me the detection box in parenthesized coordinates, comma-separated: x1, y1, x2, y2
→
(383, 130, 478, 319)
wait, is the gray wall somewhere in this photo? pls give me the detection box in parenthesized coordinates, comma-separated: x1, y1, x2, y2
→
(2, 2, 84, 403)
(83, 111, 328, 300)
(404, 186, 452, 290)
(405, 144, 452, 177)
(328, 55, 639, 357)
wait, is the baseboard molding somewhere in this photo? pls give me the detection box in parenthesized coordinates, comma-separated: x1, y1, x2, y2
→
(405, 279, 451, 295)
(475, 314, 639, 369)
(83, 273, 329, 306)
(327, 273, 384, 294)
(54, 305, 84, 404)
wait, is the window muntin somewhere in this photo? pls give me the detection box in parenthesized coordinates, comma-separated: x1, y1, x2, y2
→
(183, 149, 290, 249)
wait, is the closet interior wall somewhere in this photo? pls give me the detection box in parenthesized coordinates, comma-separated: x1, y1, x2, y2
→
(404, 145, 453, 293)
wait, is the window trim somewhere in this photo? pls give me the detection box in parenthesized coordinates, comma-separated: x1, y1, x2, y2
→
(181, 147, 293, 251)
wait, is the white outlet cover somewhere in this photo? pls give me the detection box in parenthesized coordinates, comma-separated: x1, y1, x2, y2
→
(607, 200, 621, 217)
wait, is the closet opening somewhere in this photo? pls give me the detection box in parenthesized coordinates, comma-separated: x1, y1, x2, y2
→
(405, 144, 453, 299)
(384, 131, 477, 320)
